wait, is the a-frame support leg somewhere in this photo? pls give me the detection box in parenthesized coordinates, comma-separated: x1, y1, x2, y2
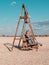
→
(11, 18, 20, 51)
(18, 22, 25, 47)
(28, 18, 36, 41)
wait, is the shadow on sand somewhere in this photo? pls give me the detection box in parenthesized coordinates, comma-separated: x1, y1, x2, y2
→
(4, 43, 32, 52)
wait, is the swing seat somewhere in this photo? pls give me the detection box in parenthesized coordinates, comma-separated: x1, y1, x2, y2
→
(21, 41, 32, 50)
(22, 38, 39, 50)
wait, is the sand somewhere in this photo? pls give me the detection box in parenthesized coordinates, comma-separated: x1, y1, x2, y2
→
(0, 37, 49, 65)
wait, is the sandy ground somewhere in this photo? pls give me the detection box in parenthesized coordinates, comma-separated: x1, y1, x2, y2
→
(0, 37, 49, 65)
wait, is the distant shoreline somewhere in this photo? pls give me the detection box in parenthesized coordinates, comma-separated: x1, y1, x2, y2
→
(0, 35, 49, 37)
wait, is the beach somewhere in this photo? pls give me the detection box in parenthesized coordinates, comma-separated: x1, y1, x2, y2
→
(0, 37, 49, 65)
